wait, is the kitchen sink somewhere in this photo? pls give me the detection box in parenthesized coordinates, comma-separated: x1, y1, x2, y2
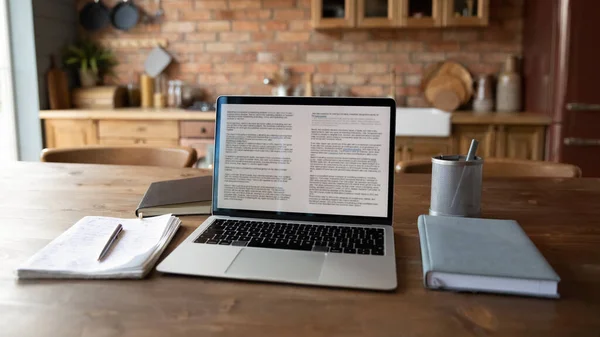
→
(395, 108, 451, 137)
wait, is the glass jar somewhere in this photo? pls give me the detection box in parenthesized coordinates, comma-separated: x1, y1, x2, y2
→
(153, 74, 167, 108)
(167, 81, 176, 108)
(333, 85, 350, 97)
(126, 83, 141, 107)
(173, 80, 183, 108)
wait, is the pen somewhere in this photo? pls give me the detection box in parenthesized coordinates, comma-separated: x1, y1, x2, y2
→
(98, 224, 123, 261)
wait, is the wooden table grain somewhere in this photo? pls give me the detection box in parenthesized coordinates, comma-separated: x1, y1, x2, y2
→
(1, 162, 600, 337)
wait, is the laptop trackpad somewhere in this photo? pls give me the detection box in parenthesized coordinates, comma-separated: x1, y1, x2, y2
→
(225, 249, 325, 282)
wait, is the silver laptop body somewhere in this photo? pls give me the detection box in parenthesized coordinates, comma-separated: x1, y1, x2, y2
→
(158, 96, 397, 291)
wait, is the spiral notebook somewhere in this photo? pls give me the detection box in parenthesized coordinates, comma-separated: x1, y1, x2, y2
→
(17, 214, 180, 279)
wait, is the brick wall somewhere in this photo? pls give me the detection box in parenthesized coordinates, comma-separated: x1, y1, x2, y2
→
(79, 0, 523, 106)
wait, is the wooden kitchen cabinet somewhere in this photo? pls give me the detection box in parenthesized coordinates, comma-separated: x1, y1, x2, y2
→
(180, 121, 215, 139)
(399, 0, 443, 27)
(40, 108, 215, 150)
(44, 119, 98, 148)
(442, 0, 489, 27)
(40, 109, 549, 171)
(97, 120, 179, 148)
(311, 0, 356, 28)
(452, 125, 545, 160)
(97, 120, 179, 139)
(180, 121, 216, 162)
(396, 137, 452, 163)
(312, 0, 487, 28)
(495, 126, 545, 160)
(453, 125, 495, 158)
(99, 138, 179, 146)
(357, 0, 397, 28)
(394, 114, 551, 168)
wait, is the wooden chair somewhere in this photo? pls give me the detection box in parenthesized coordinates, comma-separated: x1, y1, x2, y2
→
(41, 146, 198, 168)
(395, 157, 582, 178)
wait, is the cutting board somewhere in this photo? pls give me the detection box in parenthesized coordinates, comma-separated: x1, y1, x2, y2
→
(421, 61, 473, 105)
(46, 56, 71, 109)
(432, 90, 461, 112)
(437, 61, 473, 101)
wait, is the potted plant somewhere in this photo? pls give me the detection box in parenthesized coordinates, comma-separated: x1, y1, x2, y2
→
(62, 40, 117, 87)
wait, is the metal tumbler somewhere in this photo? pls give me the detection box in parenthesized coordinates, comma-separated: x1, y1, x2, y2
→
(429, 155, 483, 217)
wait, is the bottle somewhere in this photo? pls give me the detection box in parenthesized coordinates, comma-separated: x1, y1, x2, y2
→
(496, 55, 522, 113)
(473, 75, 494, 114)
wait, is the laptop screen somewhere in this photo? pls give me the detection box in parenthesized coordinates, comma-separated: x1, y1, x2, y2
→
(213, 97, 395, 224)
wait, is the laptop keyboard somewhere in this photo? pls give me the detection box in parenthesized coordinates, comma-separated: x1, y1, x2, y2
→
(194, 219, 385, 255)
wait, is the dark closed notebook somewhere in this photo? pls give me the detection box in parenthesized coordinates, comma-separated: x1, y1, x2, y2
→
(136, 176, 212, 217)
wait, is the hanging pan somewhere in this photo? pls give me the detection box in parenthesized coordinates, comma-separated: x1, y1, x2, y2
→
(111, 0, 140, 31)
(79, 0, 110, 32)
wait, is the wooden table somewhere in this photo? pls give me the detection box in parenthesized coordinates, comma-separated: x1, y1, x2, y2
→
(1, 162, 600, 337)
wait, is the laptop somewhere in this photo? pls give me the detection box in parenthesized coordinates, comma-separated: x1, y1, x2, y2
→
(157, 96, 397, 290)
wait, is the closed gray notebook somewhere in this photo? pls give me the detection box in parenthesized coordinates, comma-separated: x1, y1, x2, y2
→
(418, 215, 560, 298)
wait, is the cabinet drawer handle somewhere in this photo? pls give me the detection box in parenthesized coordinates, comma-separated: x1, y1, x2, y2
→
(564, 137, 600, 146)
(134, 138, 146, 144)
(566, 103, 600, 111)
(136, 126, 147, 132)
